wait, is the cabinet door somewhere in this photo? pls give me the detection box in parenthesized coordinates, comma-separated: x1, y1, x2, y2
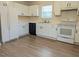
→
(54, 9, 61, 16)
(18, 4, 25, 16)
(61, 1, 78, 10)
(14, 3, 28, 16)
(54, 1, 61, 16)
(20, 5, 28, 16)
(71, 2, 79, 8)
(40, 24, 47, 36)
(44, 24, 57, 39)
(8, 7, 19, 40)
(50, 25, 57, 39)
(23, 23, 29, 35)
(28, 5, 39, 16)
(32, 5, 39, 16)
(36, 24, 44, 35)
(19, 25, 28, 36)
(28, 6, 32, 16)
(60, 1, 67, 9)
(22, 6, 28, 16)
(75, 22, 79, 42)
(0, 6, 10, 43)
(18, 21, 29, 36)
(13, 2, 22, 16)
(36, 24, 57, 39)
(77, 8, 79, 15)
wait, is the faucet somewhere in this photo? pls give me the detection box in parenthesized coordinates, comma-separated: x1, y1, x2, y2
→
(43, 20, 50, 23)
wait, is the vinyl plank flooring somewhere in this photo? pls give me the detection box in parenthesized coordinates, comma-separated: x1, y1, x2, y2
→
(0, 35, 79, 57)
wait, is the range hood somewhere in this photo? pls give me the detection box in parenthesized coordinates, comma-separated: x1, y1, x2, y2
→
(61, 8, 77, 11)
(61, 8, 78, 16)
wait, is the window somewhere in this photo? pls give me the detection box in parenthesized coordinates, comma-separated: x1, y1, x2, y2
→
(41, 5, 52, 18)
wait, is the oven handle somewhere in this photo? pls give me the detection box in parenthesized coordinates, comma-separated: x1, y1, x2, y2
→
(76, 29, 77, 33)
(58, 35, 73, 39)
(56, 28, 58, 31)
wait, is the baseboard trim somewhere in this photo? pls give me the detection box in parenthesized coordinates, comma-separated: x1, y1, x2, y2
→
(36, 34, 57, 40)
(2, 34, 28, 44)
(75, 42, 79, 45)
(4, 38, 18, 44)
(36, 34, 79, 45)
(18, 34, 28, 39)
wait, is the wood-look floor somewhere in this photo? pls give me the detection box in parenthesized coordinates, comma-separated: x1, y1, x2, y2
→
(0, 35, 79, 57)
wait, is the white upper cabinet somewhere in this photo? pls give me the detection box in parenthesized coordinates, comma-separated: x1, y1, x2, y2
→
(18, 5, 28, 16)
(0, 1, 7, 6)
(75, 22, 79, 43)
(12, 2, 28, 16)
(0, 6, 10, 43)
(12, 3, 39, 16)
(28, 5, 39, 16)
(32, 5, 39, 16)
(5, 2, 39, 16)
(60, 1, 78, 10)
(54, 1, 79, 16)
(22, 6, 29, 16)
(54, 1, 61, 16)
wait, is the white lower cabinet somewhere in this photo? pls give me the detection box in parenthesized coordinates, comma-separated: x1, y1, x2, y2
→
(8, 7, 19, 40)
(75, 22, 79, 43)
(18, 23, 29, 37)
(36, 23, 57, 40)
(0, 6, 10, 43)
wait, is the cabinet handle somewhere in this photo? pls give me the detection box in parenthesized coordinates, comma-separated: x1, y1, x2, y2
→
(77, 10, 79, 15)
(69, 3, 71, 7)
(21, 13, 24, 16)
(76, 29, 77, 33)
(3, 2, 7, 6)
(40, 26, 43, 29)
(22, 26, 25, 28)
(56, 28, 57, 31)
(67, 3, 68, 7)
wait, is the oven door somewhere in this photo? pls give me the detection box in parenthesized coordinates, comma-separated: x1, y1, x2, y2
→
(57, 26, 75, 39)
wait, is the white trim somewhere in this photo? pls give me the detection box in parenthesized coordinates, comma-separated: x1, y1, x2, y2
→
(75, 42, 79, 45)
(36, 34, 57, 40)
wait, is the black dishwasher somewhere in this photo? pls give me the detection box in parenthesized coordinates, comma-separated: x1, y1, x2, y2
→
(29, 23, 36, 35)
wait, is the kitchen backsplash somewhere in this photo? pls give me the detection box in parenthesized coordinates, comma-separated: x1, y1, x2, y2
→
(18, 9, 79, 25)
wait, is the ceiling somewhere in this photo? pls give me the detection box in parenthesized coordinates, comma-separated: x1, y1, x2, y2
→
(15, 1, 53, 6)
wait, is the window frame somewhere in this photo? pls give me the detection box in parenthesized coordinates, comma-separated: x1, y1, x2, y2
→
(40, 5, 52, 19)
